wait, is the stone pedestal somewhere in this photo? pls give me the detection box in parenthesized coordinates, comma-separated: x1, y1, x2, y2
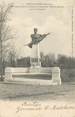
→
(30, 44, 41, 67)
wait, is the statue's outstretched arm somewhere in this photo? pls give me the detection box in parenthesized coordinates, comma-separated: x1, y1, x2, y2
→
(43, 33, 50, 36)
(41, 33, 50, 39)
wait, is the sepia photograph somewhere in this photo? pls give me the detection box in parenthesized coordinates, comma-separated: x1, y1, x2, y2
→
(0, 0, 75, 117)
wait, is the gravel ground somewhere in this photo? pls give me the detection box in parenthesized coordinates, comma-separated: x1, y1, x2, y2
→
(0, 81, 75, 102)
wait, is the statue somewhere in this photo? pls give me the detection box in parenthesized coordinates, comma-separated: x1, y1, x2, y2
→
(25, 28, 50, 48)
(25, 28, 50, 67)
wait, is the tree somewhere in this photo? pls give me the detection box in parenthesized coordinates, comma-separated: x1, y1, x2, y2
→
(8, 48, 18, 67)
(0, 3, 13, 80)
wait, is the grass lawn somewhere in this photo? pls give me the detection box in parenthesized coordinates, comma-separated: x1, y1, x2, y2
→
(0, 81, 75, 102)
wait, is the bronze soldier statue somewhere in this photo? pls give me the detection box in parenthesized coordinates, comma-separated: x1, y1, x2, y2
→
(25, 28, 50, 48)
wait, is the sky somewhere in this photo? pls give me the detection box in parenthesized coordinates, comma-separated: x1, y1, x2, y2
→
(0, 0, 75, 58)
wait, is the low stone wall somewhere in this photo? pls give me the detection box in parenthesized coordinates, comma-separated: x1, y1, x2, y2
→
(5, 67, 61, 85)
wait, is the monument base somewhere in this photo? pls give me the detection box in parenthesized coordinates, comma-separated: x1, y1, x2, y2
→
(30, 61, 41, 68)
(5, 67, 61, 85)
(30, 43, 41, 68)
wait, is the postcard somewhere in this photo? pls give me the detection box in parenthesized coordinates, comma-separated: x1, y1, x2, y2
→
(0, 0, 75, 117)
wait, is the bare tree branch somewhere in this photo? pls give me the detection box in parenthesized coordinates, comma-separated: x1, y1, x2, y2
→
(0, 3, 15, 80)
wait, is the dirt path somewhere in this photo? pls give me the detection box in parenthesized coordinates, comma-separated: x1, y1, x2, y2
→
(0, 82, 74, 102)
